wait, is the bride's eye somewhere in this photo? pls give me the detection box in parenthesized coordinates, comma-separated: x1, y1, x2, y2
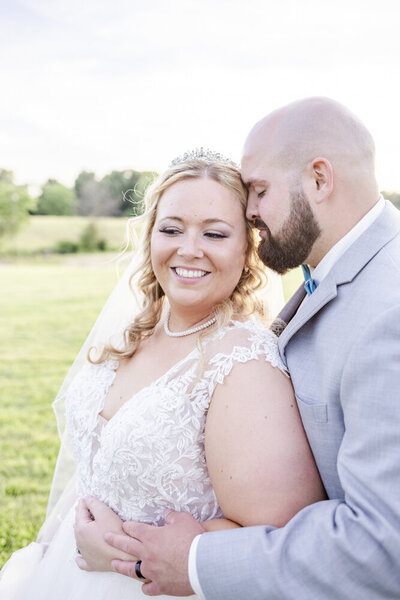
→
(159, 227, 181, 235)
(257, 190, 266, 199)
(204, 231, 227, 239)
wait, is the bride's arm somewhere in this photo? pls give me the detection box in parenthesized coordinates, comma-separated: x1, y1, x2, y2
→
(202, 518, 240, 531)
(204, 359, 326, 528)
(105, 359, 325, 590)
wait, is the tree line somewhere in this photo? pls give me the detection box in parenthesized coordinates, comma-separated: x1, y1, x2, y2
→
(36, 169, 157, 217)
(1, 166, 400, 241)
(0, 167, 157, 240)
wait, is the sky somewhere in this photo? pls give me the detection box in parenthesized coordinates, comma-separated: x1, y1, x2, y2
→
(1, 0, 400, 191)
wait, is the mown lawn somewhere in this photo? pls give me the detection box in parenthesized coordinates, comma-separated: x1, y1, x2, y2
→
(0, 215, 128, 254)
(0, 255, 302, 567)
(0, 256, 120, 567)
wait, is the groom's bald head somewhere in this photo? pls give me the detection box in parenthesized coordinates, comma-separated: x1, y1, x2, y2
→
(244, 97, 376, 177)
(242, 97, 380, 269)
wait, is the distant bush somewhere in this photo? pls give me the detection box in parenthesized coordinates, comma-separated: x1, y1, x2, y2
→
(52, 223, 108, 254)
(55, 240, 79, 254)
(78, 222, 107, 252)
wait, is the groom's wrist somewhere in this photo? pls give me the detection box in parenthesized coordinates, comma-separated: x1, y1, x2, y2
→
(188, 534, 206, 599)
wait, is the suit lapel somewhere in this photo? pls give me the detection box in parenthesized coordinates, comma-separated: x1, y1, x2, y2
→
(278, 279, 338, 352)
(278, 201, 400, 356)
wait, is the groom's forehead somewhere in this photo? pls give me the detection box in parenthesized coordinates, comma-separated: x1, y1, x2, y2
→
(242, 140, 276, 177)
(242, 176, 268, 190)
(242, 143, 286, 188)
(241, 151, 274, 188)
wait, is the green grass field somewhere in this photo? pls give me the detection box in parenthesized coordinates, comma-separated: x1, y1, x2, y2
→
(0, 215, 128, 255)
(0, 254, 302, 568)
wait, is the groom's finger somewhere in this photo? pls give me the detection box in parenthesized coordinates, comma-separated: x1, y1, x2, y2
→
(141, 581, 162, 596)
(111, 559, 149, 580)
(105, 531, 142, 556)
(122, 520, 153, 539)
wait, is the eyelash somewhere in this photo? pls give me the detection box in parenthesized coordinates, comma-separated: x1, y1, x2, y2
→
(159, 227, 180, 235)
(257, 191, 266, 199)
(205, 232, 227, 239)
(159, 228, 227, 240)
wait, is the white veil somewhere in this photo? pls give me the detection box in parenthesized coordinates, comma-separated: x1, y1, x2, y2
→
(37, 251, 144, 544)
(0, 253, 145, 596)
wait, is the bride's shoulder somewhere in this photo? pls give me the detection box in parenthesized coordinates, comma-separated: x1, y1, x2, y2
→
(211, 316, 277, 344)
(205, 316, 279, 357)
(202, 317, 287, 376)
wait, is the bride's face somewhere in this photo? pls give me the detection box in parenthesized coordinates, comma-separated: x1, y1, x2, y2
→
(151, 177, 247, 316)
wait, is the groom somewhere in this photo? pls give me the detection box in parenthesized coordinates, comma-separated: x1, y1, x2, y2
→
(76, 97, 400, 598)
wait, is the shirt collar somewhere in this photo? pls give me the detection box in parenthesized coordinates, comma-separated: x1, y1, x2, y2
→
(311, 195, 385, 283)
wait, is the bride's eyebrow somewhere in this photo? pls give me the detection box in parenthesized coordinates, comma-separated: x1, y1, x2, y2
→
(202, 218, 234, 228)
(158, 216, 234, 228)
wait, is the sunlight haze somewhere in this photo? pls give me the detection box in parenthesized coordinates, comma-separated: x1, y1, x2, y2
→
(1, 0, 400, 191)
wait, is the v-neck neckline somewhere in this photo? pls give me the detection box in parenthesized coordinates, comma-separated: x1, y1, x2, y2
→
(98, 344, 200, 425)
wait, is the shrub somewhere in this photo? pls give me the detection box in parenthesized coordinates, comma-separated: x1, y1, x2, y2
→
(78, 222, 107, 252)
(55, 240, 79, 254)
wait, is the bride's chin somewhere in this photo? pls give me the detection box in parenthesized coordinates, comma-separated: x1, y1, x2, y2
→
(166, 298, 216, 319)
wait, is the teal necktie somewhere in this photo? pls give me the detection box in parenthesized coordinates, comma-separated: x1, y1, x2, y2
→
(301, 264, 318, 296)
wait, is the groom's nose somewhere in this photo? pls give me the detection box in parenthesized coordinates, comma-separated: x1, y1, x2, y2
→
(246, 193, 259, 222)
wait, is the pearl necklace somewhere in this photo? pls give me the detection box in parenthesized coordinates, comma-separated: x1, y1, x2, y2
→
(164, 309, 217, 337)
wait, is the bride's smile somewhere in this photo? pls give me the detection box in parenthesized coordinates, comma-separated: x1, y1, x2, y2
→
(151, 177, 247, 325)
(170, 266, 211, 281)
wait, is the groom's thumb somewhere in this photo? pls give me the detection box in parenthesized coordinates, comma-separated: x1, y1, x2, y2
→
(164, 510, 196, 527)
(164, 510, 191, 525)
(164, 509, 179, 525)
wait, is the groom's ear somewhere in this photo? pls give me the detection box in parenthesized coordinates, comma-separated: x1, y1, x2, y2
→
(304, 157, 333, 204)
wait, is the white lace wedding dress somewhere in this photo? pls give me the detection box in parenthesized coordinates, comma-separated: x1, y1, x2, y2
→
(1, 319, 285, 600)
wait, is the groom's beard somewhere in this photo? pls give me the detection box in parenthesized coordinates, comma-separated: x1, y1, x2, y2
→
(256, 188, 321, 274)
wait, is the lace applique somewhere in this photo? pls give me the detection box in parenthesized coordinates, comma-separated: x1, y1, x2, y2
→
(65, 319, 285, 524)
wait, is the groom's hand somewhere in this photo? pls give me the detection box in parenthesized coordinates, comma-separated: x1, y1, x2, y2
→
(74, 496, 136, 572)
(105, 510, 205, 596)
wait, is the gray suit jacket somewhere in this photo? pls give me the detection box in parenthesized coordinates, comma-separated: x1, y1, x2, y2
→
(196, 201, 400, 599)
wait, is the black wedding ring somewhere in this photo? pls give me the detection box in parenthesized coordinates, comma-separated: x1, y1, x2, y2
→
(135, 560, 146, 580)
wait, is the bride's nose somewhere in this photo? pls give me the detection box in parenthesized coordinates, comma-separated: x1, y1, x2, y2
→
(176, 234, 204, 259)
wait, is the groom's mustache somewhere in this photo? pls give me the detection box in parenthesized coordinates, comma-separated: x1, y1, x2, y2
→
(252, 218, 268, 230)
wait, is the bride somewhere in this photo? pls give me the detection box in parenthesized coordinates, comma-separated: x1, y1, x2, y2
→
(1, 150, 325, 599)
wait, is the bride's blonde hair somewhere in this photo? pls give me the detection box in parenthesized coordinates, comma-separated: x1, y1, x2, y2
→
(90, 154, 268, 363)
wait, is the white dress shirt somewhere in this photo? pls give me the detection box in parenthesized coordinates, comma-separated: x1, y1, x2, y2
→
(311, 196, 385, 283)
(188, 196, 385, 599)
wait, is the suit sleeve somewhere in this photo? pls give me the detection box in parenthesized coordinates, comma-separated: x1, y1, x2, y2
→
(195, 306, 400, 599)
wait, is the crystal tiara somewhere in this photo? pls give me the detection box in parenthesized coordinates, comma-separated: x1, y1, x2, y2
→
(169, 147, 239, 169)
